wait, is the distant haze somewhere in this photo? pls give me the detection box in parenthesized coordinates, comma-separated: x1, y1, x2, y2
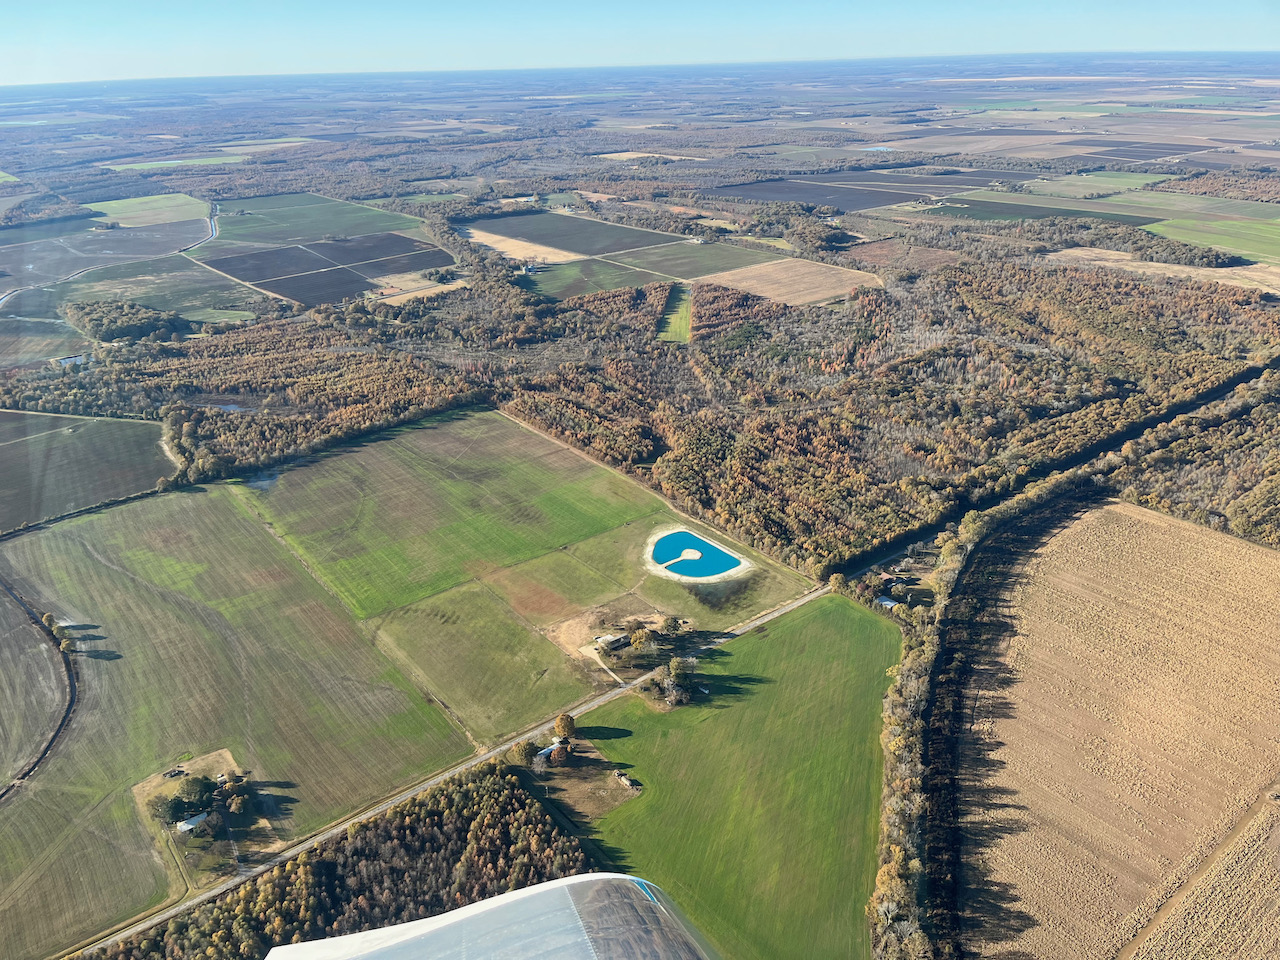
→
(4, 0, 1280, 86)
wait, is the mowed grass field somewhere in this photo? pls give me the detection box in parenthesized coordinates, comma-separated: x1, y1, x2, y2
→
(104, 155, 247, 170)
(5, 254, 262, 324)
(584, 595, 901, 960)
(0, 412, 172, 532)
(0, 593, 64, 785)
(197, 194, 422, 252)
(249, 410, 810, 740)
(84, 193, 209, 227)
(0, 487, 470, 960)
(1148, 218, 1280, 265)
(957, 503, 1280, 960)
(1023, 172, 1170, 198)
(659, 284, 692, 342)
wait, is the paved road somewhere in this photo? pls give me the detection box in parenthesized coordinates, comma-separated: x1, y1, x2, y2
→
(83, 583, 832, 955)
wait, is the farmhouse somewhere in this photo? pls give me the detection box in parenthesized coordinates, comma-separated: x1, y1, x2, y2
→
(595, 633, 628, 652)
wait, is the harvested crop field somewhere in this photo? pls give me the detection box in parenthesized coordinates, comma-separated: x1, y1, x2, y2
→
(529, 258, 665, 300)
(467, 212, 674, 256)
(254, 266, 374, 306)
(0, 412, 171, 532)
(462, 227, 582, 263)
(701, 258, 881, 304)
(84, 193, 208, 228)
(0, 318, 87, 369)
(607, 240, 778, 279)
(0, 593, 64, 786)
(955, 502, 1280, 960)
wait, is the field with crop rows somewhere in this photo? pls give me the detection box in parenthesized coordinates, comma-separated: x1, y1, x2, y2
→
(529, 258, 665, 299)
(958, 502, 1280, 960)
(701, 258, 881, 304)
(584, 595, 900, 960)
(197, 194, 422, 252)
(0, 318, 87, 368)
(0, 487, 469, 960)
(0, 593, 64, 785)
(0, 412, 171, 531)
(607, 240, 778, 278)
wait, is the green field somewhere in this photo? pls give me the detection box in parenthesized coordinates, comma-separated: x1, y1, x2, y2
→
(4, 255, 262, 325)
(1023, 172, 1171, 198)
(584, 595, 901, 960)
(0, 487, 470, 960)
(372, 582, 591, 742)
(0, 412, 172, 532)
(658, 283, 692, 342)
(105, 155, 247, 171)
(1148, 218, 1280, 264)
(608, 241, 779, 279)
(0, 594, 64, 785)
(0, 318, 88, 367)
(951, 188, 1280, 223)
(196, 194, 422, 252)
(530, 258, 666, 299)
(0, 170, 17, 183)
(84, 193, 209, 227)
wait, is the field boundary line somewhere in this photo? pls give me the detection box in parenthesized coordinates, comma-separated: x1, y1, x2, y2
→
(1114, 778, 1280, 960)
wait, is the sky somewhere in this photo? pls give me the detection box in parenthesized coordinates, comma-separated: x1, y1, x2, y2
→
(4, 0, 1280, 86)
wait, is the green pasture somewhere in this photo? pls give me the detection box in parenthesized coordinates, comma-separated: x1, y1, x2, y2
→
(0, 318, 88, 367)
(0, 487, 468, 960)
(0, 412, 171, 532)
(1023, 172, 1171, 199)
(246, 410, 664, 619)
(485, 550, 624, 626)
(530, 259, 665, 299)
(955, 188, 1280, 223)
(608, 241, 778, 279)
(197, 194, 422, 252)
(0, 170, 18, 183)
(84, 193, 209, 227)
(658, 283, 692, 342)
(1147, 218, 1280, 264)
(4, 254, 262, 324)
(372, 582, 591, 742)
(585, 595, 901, 960)
(922, 197, 1159, 224)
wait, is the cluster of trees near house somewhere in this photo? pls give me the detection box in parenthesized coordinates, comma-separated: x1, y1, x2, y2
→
(100, 765, 588, 960)
(4, 258, 1280, 575)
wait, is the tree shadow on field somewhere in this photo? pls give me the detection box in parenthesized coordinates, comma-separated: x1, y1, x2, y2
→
(81, 649, 122, 661)
(699, 671, 771, 709)
(250, 780, 299, 822)
(924, 492, 1101, 953)
(577, 725, 632, 741)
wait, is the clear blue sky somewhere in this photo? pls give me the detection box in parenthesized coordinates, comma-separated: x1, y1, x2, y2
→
(4, 0, 1279, 86)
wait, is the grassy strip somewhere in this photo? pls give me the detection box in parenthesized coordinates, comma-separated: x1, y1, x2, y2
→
(658, 284, 692, 342)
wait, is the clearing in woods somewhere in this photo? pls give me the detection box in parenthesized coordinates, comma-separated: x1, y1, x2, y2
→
(955, 502, 1280, 960)
(83, 194, 209, 228)
(0, 486, 470, 960)
(700, 258, 882, 304)
(583, 595, 901, 960)
(658, 284, 692, 342)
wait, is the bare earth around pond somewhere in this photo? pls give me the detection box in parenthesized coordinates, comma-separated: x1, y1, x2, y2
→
(960, 502, 1280, 960)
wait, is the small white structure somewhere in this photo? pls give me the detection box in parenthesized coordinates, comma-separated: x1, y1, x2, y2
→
(175, 812, 209, 834)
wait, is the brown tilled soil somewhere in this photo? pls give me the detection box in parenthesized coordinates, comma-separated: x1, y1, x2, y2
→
(847, 238, 960, 272)
(700, 258, 881, 304)
(959, 502, 1280, 960)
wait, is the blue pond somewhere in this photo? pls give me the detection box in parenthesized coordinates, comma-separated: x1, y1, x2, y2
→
(651, 531, 742, 578)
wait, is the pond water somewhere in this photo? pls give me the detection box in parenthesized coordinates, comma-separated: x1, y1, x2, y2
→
(652, 530, 742, 578)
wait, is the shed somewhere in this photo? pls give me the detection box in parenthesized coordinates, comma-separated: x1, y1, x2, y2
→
(176, 812, 209, 834)
(875, 596, 899, 610)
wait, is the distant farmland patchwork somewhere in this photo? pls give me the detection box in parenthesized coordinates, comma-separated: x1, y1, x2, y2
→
(585, 595, 900, 960)
(956, 503, 1280, 960)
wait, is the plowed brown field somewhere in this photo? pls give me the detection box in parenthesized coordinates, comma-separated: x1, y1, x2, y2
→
(961, 502, 1280, 960)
